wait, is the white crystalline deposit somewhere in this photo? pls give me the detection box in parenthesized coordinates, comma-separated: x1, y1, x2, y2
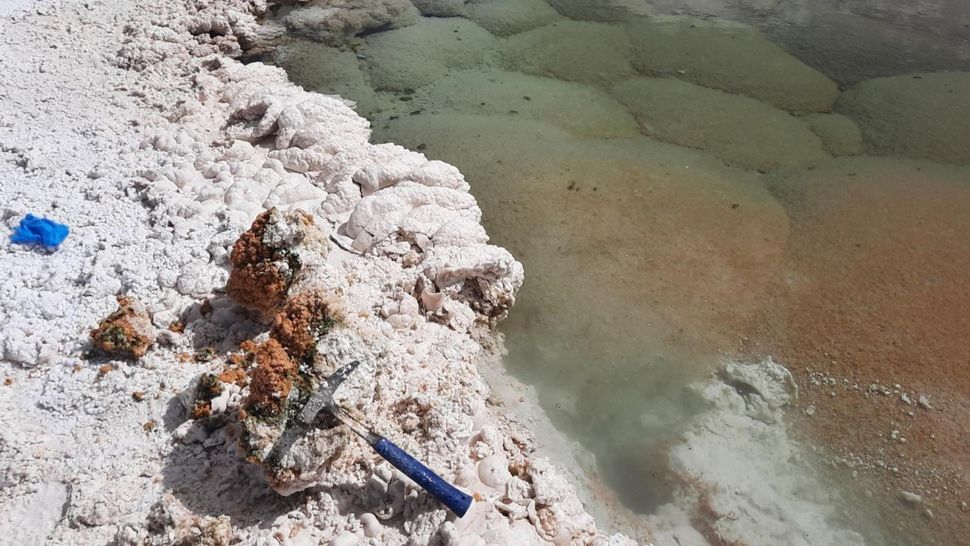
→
(647, 360, 866, 546)
(0, 0, 631, 545)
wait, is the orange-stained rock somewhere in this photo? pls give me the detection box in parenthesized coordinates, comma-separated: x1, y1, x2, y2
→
(270, 292, 343, 358)
(226, 210, 293, 315)
(226, 208, 320, 316)
(243, 339, 298, 418)
(89, 296, 156, 359)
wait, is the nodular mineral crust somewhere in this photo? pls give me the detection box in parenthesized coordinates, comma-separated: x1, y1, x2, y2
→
(240, 338, 299, 420)
(225, 207, 329, 316)
(89, 295, 156, 359)
(270, 291, 344, 359)
(220, 208, 359, 492)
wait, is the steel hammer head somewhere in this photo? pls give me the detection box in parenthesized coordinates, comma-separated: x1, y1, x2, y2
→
(297, 360, 361, 425)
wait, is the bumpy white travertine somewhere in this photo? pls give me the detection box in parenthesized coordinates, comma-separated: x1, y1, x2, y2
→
(62, 1, 610, 544)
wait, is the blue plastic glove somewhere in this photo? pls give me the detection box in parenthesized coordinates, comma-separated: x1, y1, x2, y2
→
(10, 214, 69, 248)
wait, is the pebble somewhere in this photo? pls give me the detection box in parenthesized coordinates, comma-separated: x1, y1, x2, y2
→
(804, 405, 816, 416)
(900, 491, 922, 505)
(478, 454, 512, 488)
(359, 513, 380, 538)
(917, 395, 932, 409)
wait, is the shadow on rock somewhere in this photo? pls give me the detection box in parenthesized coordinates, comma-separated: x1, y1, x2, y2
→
(160, 425, 305, 529)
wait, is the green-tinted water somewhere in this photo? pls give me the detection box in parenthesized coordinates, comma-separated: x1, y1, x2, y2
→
(256, 1, 970, 543)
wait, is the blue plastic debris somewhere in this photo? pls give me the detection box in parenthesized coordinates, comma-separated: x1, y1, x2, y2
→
(10, 214, 69, 248)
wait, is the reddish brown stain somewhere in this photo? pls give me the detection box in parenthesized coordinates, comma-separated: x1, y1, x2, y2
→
(270, 292, 341, 357)
(243, 339, 298, 418)
(742, 160, 970, 544)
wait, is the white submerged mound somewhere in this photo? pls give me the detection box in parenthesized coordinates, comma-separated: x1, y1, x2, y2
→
(0, 0, 632, 545)
(390, 69, 641, 139)
(500, 20, 636, 86)
(545, 0, 652, 22)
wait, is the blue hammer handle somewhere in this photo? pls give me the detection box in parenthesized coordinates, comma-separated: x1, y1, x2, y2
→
(371, 435, 473, 517)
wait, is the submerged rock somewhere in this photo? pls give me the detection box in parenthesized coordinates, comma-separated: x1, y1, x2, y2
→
(545, 0, 652, 22)
(410, 0, 464, 17)
(400, 69, 640, 138)
(89, 296, 155, 359)
(463, 0, 561, 37)
(360, 17, 496, 91)
(802, 113, 865, 157)
(500, 21, 635, 86)
(259, 38, 378, 116)
(611, 76, 828, 171)
(280, 0, 418, 46)
(836, 72, 970, 166)
(626, 16, 839, 113)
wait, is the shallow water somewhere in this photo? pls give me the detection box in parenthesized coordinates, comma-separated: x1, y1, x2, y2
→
(260, 1, 970, 543)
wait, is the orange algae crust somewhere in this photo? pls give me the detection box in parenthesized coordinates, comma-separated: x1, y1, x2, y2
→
(226, 209, 307, 315)
(270, 292, 343, 357)
(243, 339, 298, 418)
(218, 366, 249, 387)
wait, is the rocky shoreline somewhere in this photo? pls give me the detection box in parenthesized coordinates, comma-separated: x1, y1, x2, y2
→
(0, 0, 633, 543)
(4, 1, 964, 545)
